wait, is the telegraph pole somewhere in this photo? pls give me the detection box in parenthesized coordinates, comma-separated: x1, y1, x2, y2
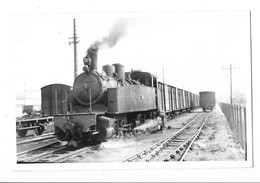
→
(69, 18, 80, 79)
(223, 64, 238, 105)
(223, 64, 238, 123)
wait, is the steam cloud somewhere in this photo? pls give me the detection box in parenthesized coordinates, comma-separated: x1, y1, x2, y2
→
(90, 19, 128, 50)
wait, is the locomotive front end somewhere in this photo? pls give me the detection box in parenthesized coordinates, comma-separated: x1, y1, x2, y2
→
(73, 47, 122, 106)
(54, 47, 124, 142)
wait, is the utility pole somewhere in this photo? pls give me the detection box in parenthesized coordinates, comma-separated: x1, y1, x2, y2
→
(223, 64, 238, 105)
(223, 64, 238, 123)
(69, 18, 80, 79)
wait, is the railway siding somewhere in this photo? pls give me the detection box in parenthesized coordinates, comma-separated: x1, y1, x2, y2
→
(122, 112, 210, 162)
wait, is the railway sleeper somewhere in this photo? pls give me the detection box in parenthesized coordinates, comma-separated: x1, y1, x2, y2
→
(172, 139, 186, 142)
(168, 142, 179, 147)
(170, 154, 176, 159)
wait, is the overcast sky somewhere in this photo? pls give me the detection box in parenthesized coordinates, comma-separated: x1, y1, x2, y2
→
(11, 11, 251, 103)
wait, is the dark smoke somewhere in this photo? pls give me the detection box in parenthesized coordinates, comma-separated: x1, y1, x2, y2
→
(90, 19, 128, 50)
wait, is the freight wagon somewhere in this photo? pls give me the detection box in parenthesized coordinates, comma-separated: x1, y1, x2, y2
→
(199, 91, 216, 112)
(41, 84, 71, 116)
(157, 82, 199, 117)
(16, 84, 71, 137)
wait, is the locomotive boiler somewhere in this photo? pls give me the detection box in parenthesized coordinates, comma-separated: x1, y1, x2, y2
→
(54, 47, 158, 142)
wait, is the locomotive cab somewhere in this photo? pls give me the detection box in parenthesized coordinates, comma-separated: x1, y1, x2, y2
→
(129, 71, 158, 88)
(128, 71, 159, 109)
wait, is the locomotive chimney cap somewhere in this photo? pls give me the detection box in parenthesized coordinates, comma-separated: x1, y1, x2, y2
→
(112, 63, 124, 67)
(87, 47, 98, 53)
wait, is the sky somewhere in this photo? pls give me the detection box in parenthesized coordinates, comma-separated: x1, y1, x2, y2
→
(11, 11, 251, 104)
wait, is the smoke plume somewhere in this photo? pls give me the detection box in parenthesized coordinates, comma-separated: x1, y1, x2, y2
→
(90, 19, 128, 50)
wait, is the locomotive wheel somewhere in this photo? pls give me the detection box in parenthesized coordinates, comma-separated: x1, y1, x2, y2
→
(55, 127, 73, 142)
(57, 130, 73, 142)
(16, 129, 28, 137)
(35, 124, 45, 136)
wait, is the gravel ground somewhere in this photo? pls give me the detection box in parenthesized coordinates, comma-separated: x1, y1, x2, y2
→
(184, 104, 245, 161)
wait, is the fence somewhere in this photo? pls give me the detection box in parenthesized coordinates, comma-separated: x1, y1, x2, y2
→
(219, 103, 247, 159)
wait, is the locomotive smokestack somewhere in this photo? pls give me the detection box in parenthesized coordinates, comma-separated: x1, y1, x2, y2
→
(87, 47, 98, 72)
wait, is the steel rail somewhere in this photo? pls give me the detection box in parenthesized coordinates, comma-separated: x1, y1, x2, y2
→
(159, 113, 210, 161)
(47, 143, 100, 163)
(18, 143, 100, 163)
(143, 113, 210, 162)
(17, 132, 55, 139)
(36, 132, 55, 137)
(17, 135, 56, 145)
(141, 114, 207, 162)
(121, 113, 203, 162)
(179, 113, 210, 161)
(18, 145, 68, 163)
(17, 140, 59, 157)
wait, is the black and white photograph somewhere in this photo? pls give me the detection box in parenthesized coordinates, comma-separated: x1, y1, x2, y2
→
(1, 0, 260, 182)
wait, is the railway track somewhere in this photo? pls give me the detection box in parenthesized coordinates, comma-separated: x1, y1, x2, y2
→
(17, 132, 56, 145)
(122, 112, 211, 162)
(16, 132, 55, 140)
(17, 141, 101, 163)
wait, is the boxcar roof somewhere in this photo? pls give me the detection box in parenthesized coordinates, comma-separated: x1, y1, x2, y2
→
(41, 83, 71, 89)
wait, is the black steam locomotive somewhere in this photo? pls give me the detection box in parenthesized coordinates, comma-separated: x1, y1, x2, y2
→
(54, 47, 199, 142)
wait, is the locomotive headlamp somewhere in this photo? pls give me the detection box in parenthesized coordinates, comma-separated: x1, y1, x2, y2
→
(83, 56, 91, 66)
(83, 66, 88, 72)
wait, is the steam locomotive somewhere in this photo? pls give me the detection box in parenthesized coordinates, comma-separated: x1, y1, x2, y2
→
(54, 47, 199, 142)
